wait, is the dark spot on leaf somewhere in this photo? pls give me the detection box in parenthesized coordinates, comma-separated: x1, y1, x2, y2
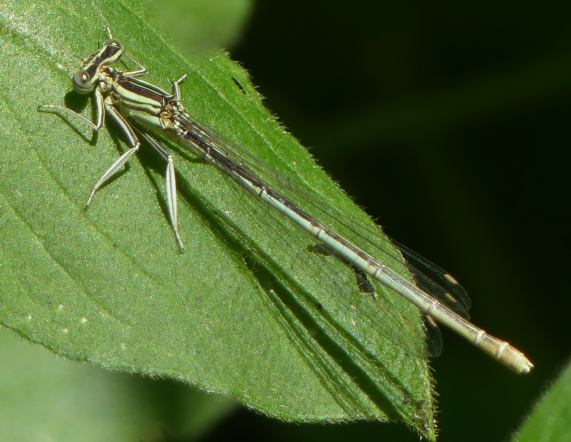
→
(307, 243, 332, 256)
(307, 243, 375, 296)
(353, 267, 376, 296)
(232, 76, 247, 94)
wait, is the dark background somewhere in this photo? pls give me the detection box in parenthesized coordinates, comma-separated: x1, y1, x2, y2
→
(204, 1, 571, 441)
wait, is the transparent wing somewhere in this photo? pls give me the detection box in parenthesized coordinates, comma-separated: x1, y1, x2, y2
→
(170, 111, 475, 358)
(175, 112, 472, 317)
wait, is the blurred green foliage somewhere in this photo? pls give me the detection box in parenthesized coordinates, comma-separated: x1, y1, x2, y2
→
(0, 327, 236, 442)
(512, 359, 571, 442)
(143, 0, 252, 50)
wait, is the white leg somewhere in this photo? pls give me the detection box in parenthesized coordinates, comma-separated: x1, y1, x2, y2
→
(86, 104, 140, 206)
(137, 130, 184, 251)
(104, 26, 113, 40)
(171, 74, 188, 101)
(123, 53, 148, 77)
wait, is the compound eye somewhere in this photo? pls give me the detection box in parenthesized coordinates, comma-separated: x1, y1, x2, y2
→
(73, 71, 89, 85)
(72, 71, 93, 94)
(79, 71, 89, 82)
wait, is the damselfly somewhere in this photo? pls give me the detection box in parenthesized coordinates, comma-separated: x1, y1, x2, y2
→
(38, 27, 533, 374)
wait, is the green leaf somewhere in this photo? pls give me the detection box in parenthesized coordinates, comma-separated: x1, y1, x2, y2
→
(0, 326, 236, 441)
(0, 0, 434, 438)
(512, 360, 571, 442)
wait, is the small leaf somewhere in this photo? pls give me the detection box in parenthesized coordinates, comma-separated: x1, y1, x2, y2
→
(140, 0, 254, 50)
(512, 359, 571, 442)
(0, 0, 435, 438)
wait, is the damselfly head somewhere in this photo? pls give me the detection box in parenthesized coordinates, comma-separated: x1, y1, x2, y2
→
(72, 39, 124, 95)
